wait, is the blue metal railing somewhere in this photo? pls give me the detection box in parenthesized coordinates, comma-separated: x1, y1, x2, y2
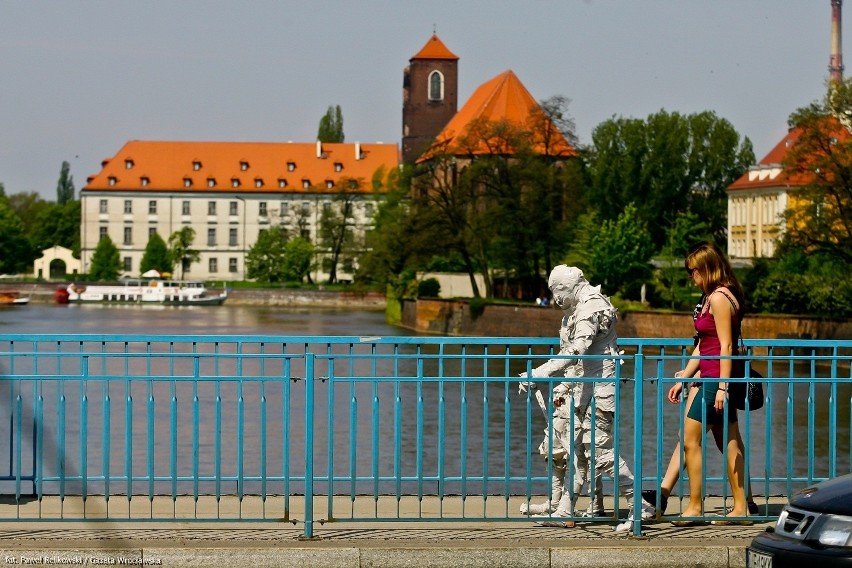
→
(0, 334, 849, 537)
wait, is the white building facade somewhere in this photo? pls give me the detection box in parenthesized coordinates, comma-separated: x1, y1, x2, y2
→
(80, 140, 399, 282)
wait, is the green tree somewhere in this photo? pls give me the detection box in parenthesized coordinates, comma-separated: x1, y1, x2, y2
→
(587, 110, 754, 249)
(56, 161, 75, 205)
(356, 165, 438, 306)
(586, 203, 655, 299)
(246, 225, 289, 283)
(781, 80, 852, 265)
(0, 199, 30, 274)
(319, 177, 362, 284)
(317, 105, 344, 143)
(167, 227, 200, 280)
(654, 212, 713, 309)
(283, 236, 315, 283)
(140, 233, 171, 275)
(31, 200, 81, 255)
(89, 235, 121, 281)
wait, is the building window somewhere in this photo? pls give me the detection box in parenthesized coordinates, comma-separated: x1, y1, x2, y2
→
(99, 199, 108, 214)
(255, 178, 264, 188)
(209, 258, 218, 273)
(300, 228, 310, 240)
(364, 203, 374, 216)
(231, 178, 240, 188)
(229, 228, 238, 246)
(323, 202, 332, 213)
(125, 160, 134, 169)
(108, 177, 116, 186)
(334, 162, 343, 172)
(302, 179, 311, 189)
(301, 201, 311, 215)
(207, 228, 216, 246)
(193, 161, 202, 171)
(325, 180, 334, 189)
(182, 258, 191, 274)
(280, 201, 289, 216)
(428, 70, 444, 101)
(123, 257, 132, 272)
(287, 162, 296, 172)
(228, 258, 238, 273)
(148, 227, 157, 238)
(182, 201, 190, 215)
(208, 201, 216, 215)
(123, 226, 132, 245)
(207, 178, 216, 188)
(140, 177, 149, 187)
(240, 161, 249, 171)
(184, 178, 192, 188)
(278, 179, 287, 188)
(259, 202, 267, 216)
(124, 200, 132, 214)
(229, 201, 238, 216)
(148, 200, 157, 214)
(99, 226, 108, 240)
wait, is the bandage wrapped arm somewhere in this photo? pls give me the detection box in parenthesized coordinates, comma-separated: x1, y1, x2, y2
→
(531, 331, 595, 379)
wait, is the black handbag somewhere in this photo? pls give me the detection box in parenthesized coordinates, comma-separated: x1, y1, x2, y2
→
(730, 335, 764, 411)
(729, 367, 764, 411)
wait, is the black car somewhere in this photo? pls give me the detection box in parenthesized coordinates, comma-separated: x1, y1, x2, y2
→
(748, 473, 852, 568)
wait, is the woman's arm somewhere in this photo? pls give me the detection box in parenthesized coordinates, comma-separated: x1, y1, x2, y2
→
(710, 291, 735, 410)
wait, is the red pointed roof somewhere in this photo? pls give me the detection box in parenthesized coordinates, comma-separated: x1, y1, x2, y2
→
(410, 34, 458, 61)
(419, 70, 576, 160)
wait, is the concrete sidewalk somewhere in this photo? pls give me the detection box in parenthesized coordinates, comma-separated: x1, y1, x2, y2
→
(0, 495, 783, 568)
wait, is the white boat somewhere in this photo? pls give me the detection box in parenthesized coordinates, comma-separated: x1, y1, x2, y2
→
(0, 290, 30, 306)
(65, 279, 227, 305)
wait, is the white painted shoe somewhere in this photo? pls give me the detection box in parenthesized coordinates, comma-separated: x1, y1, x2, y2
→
(520, 500, 553, 515)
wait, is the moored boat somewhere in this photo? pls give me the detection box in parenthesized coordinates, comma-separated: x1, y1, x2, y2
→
(0, 290, 30, 306)
(64, 279, 227, 305)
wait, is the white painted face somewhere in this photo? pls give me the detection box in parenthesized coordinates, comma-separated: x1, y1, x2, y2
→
(548, 265, 587, 312)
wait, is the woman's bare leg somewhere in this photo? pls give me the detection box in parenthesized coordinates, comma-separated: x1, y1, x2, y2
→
(681, 416, 706, 517)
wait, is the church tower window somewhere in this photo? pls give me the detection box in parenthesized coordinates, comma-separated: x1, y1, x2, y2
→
(428, 70, 444, 101)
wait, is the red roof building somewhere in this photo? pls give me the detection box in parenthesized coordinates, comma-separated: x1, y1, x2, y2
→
(419, 70, 575, 161)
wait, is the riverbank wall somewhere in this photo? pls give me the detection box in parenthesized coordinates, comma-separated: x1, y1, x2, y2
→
(400, 298, 852, 340)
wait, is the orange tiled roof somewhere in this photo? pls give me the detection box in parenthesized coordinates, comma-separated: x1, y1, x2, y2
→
(411, 34, 458, 61)
(83, 140, 399, 193)
(419, 70, 576, 161)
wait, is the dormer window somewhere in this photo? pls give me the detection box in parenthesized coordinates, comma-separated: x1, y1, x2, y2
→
(334, 162, 343, 172)
(183, 178, 192, 188)
(240, 161, 249, 171)
(231, 178, 240, 188)
(108, 176, 117, 186)
(193, 161, 202, 171)
(287, 162, 296, 172)
(325, 180, 334, 189)
(255, 178, 264, 188)
(302, 179, 311, 189)
(140, 177, 149, 187)
(278, 179, 287, 188)
(125, 159, 134, 169)
(207, 178, 216, 188)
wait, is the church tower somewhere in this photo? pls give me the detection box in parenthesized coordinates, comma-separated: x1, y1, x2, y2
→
(402, 34, 459, 163)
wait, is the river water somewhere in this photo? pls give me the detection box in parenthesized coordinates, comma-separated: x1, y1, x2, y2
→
(0, 303, 847, 499)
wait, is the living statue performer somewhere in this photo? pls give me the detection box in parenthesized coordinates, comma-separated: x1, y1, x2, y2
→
(519, 265, 655, 532)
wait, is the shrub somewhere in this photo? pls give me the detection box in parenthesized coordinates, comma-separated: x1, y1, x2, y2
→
(417, 278, 441, 298)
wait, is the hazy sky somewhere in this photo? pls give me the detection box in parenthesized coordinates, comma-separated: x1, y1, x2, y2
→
(0, 1, 842, 199)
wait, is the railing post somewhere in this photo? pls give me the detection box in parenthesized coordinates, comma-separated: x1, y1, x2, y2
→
(632, 352, 644, 536)
(302, 352, 315, 539)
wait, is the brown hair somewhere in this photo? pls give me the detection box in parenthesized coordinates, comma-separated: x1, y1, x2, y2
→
(685, 241, 745, 309)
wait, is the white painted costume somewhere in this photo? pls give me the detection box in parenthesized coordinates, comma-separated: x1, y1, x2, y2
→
(520, 266, 655, 532)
